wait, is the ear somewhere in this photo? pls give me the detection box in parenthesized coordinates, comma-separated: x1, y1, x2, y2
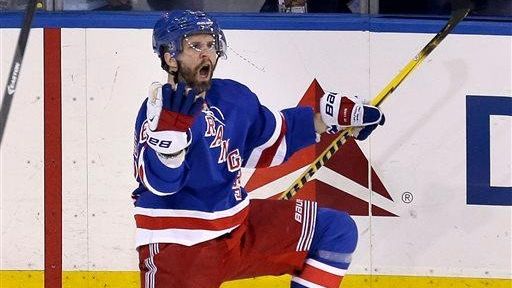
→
(164, 52, 178, 73)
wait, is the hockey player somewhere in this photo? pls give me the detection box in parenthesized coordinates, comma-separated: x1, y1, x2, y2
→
(132, 10, 384, 288)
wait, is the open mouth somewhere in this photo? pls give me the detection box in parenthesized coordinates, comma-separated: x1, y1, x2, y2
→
(198, 63, 211, 78)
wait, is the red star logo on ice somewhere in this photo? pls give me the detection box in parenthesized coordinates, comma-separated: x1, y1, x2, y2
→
(245, 79, 397, 217)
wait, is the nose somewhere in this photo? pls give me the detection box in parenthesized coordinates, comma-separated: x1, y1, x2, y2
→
(199, 50, 209, 58)
(199, 49, 217, 61)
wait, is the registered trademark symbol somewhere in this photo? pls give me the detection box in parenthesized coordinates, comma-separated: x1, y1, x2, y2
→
(401, 192, 413, 203)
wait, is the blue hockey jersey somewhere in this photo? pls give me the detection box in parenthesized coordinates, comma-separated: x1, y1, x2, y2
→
(132, 79, 316, 247)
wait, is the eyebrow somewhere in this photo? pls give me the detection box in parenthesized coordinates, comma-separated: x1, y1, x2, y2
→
(190, 40, 215, 43)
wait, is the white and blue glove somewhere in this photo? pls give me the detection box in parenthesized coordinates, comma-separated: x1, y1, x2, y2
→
(319, 92, 384, 140)
(146, 82, 204, 165)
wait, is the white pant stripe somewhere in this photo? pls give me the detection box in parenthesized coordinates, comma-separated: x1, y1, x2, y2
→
(296, 201, 317, 251)
(304, 202, 317, 251)
(296, 201, 309, 251)
(145, 243, 159, 288)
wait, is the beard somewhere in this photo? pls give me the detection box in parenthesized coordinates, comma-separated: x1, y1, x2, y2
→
(177, 59, 215, 93)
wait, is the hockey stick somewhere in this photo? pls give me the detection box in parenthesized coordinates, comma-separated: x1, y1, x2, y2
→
(0, 0, 40, 146)
(279, 8, 470, 200)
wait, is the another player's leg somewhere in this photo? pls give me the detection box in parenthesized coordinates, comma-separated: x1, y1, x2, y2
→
(291, 208, 358, 288)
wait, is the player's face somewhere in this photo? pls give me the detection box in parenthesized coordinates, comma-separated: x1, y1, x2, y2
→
(177, 33, 219, 93)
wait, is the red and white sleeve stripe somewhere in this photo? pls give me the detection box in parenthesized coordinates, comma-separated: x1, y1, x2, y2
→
(245, 110, 288, 168)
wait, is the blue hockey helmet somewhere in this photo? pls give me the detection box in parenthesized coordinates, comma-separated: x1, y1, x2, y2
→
(152, 10, 227, 59)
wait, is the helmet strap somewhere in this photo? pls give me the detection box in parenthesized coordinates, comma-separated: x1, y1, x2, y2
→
(169, 63, 180, 86)
(163, 52, 179, 85)
(167, 70, 179, 86)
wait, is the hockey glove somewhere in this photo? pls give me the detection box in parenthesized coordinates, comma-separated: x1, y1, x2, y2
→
(319, 91, 384, 141)
(146, 82, 204, 155)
